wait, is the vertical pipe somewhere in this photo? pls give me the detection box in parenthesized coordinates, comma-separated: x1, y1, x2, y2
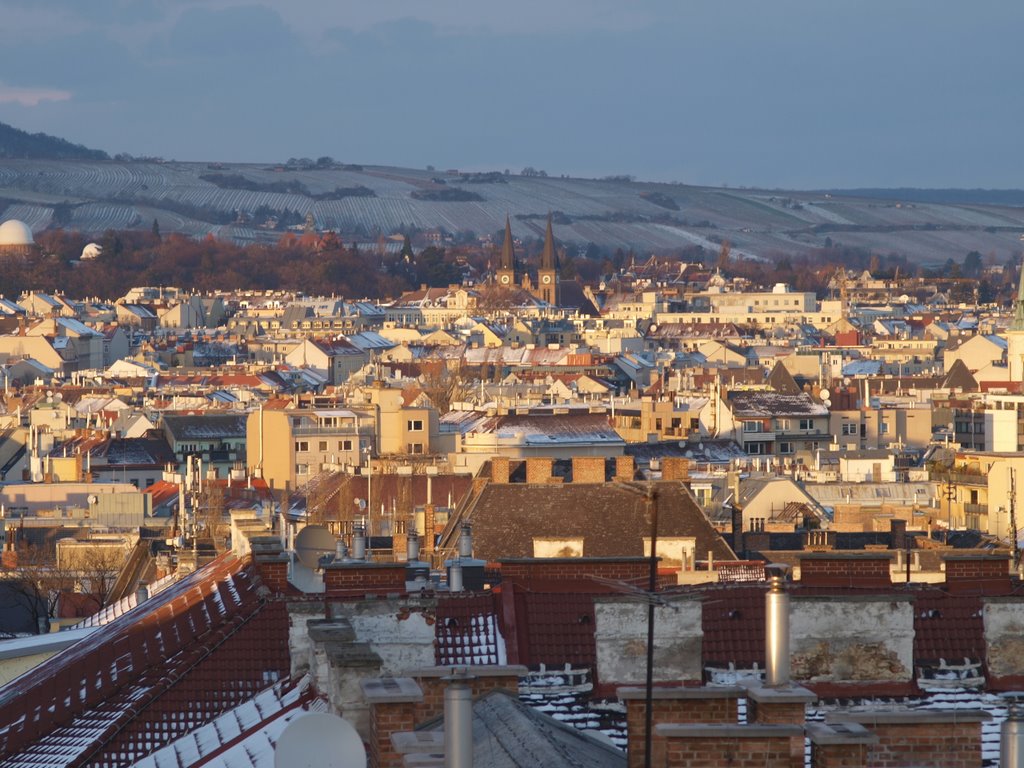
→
(352, 523, 366, 561)
(1002, 697, 1024, 768)
(765, 563, 791, 686)
(449, 560, 464, 593)
(407, 531, 421, 562)
(458, 524, 473, 558)
(444, 669, 474, 768)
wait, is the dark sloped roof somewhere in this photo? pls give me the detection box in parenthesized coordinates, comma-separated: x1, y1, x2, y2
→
(463, 481, 735, 562)
(420, 689, 625, 768)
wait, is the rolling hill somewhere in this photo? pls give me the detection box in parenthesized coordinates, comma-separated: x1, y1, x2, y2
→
(0, 153, 1021, 264)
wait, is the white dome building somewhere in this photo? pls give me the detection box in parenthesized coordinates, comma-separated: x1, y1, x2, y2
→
(0, 219, 35, 256)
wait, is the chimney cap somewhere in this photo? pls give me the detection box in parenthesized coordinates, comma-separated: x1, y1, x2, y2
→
(764, 562, 790, 580)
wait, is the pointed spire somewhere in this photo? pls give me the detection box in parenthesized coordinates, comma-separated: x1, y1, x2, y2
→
(541, 212, 556, 271)
(500, 215, 515, 271)
(1014, 260, 1024, 332)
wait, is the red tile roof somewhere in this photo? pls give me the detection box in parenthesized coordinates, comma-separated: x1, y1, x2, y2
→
(0, 554, 291, 768)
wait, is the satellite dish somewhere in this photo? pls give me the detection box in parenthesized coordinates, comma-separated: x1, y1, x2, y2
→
(54, 393, 63, 402)
(275, 711, 366, 768)
(87, 494, 98, 505)
(354, 498, 367, 511)
(293, 525, 337, 570)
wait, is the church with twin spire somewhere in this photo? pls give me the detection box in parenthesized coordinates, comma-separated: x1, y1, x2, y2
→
(496, 213, 560, 307)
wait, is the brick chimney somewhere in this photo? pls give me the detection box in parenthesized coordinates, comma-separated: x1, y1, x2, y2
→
(249, 536, 289, 594)
(615, 455, 635, 482)
(323, 562, 408, 599)
(943, 553, 1012, 595)
(525, 457, 553, 485)
(572, 456, 606, 484)
(797, 552, 893, 588)
(490, 456, 510, 484)
(661, 457, 690, 482)
(617, 686, 742, 768)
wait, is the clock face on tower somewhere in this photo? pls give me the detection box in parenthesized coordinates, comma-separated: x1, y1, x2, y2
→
(541, 274, 552, 284)
(500, 274, 510, 284)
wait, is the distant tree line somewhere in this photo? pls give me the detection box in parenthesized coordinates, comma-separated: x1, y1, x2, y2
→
(0, 121, 108, 161)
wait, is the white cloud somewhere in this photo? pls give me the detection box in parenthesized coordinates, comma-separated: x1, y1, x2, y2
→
(0, 83, 72, 107)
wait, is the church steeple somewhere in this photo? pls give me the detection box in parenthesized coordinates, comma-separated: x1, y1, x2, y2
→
(500, 216, 515, 271)
(537, 212, 559, 306)
(1012, 261, 1024, 332)
(1008, 259, 1024, 382)
(541, 213, 557, 271)
(497, 215, 516, 287)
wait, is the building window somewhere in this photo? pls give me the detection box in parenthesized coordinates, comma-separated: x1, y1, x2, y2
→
(407, 419, 424, 432)
(776, 419, 790, 431)
(296, 464, 308, 474)
(778, 441, 794, 454)
(799, 418, 814, 431)
(880, 422, 890, 434)
(841, 423, 858, 435)
(408, 443, 424, 454)
(747, 442, 766, 455)
(295, 441, 309, 453)
(318, 441, 328, 452)
(340, 439, 353, 451)
(743, 421, 762, 433)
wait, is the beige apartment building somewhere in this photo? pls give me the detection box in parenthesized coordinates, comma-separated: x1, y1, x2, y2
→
(247, 408, 375, 491)
(829, 404, 933, 451)
(365, 386, 440, 456)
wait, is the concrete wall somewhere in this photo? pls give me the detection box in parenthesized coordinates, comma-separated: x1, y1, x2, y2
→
(790, 596, 914, 683)
(594, 595, 702, 685)
(343, 600, 439, 674)
(982, 598, 1024, 681)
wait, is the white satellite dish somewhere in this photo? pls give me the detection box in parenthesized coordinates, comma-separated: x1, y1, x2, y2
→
(275, 711, 366, 768)
(293, 525, 337, 570)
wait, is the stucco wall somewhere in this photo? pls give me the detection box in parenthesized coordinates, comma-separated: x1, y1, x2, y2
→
(983, 599, 1024, 680)
(790, 596, 914, 683)
(594, 595, 702, 685)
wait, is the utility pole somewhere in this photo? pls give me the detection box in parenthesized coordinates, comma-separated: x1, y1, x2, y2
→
(643, 486, 659, 768)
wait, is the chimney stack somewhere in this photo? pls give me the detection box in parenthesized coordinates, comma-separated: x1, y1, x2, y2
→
(407, 530, 421, 562)
(458, 523, 473, 558)
(352, 523, 367, 561)
(1002, 695, 1024, 768)
(765, 563, 791, 687)
(444, 669, 475, 768)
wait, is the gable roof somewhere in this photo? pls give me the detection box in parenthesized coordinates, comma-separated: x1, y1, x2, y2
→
(418, 689, 625, 768)
(456, 479, 735, 562)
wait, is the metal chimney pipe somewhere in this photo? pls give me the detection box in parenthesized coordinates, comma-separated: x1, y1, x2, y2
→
(407, 530, 421, 562)
(335, 539, 349, 562)
(352, 524, 366, 561)
(449, 559, 464, 593)
(1002, 696, 1024, 768)
(443, 669, 475, 768)
(765, 563, 791, 687)
(458, 524, 473, 558)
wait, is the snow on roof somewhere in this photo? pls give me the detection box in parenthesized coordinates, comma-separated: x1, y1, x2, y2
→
(133, 676, 325, 768)
(728, 391, 828, 417)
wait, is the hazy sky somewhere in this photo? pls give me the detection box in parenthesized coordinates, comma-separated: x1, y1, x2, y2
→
(0, 0, 1020, 189)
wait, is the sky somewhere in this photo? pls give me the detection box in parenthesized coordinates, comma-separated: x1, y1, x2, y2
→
(0, 0, 1021, 189)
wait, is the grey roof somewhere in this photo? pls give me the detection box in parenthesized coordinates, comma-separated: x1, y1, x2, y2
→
(420, 690, 625, 768)
(727, 391, 827, 418)
(161, 414, 248, 441)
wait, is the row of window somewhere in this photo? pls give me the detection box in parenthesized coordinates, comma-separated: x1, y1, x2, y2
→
(295, 439, 355, 453)
(743, 418, 817, 433)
